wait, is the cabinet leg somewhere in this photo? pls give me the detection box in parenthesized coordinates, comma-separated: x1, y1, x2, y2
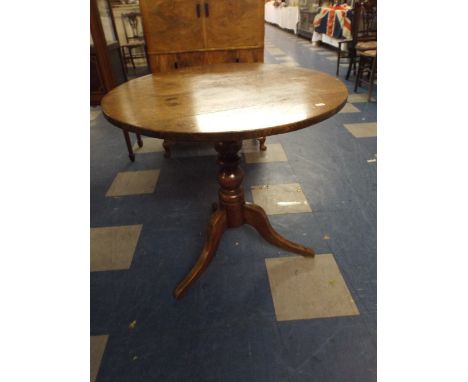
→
(136, 134, 143, 148)
(257, 137, 267, 151)
(162, 139, 175, 158)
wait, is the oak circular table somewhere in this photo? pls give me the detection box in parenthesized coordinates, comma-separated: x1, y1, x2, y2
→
(101, 63, 348, 299)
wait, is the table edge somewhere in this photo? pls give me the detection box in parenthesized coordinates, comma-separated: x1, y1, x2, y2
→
(101, 97, 348, 142)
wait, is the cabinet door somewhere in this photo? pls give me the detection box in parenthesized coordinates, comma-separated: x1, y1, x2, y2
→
(203, 0, 264, 49)
(140, 0, 205, 53)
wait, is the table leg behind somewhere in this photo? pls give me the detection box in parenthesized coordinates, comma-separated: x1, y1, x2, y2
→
(123, 130, 135, 162)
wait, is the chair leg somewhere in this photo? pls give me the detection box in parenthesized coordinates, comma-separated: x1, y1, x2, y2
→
(136, 133, 143, 148)
(123, 130, 135, 162)
(345, 51, 354, 80)
(129, 48, 136, 71)
(121, 47, 129, 74)
(367, 56, 377, 102)
(354, 56, 363, 93)
(336, 48, 341, 76)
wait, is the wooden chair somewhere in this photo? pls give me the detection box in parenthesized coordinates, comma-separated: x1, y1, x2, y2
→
(354, 49, 376, 102)
(336, 0, 377, 78)
(120, 12, 147, 73)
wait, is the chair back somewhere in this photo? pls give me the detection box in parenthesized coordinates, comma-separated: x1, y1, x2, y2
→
(351, 0, 377, 46)
(121, 12, 144, 43)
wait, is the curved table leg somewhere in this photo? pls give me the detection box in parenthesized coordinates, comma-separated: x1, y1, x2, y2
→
(174, 208, 227, 299)
(243, 203, 315, 257)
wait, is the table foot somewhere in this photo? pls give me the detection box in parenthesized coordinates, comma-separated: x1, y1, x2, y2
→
(174, 208, 227, 299)
(244, 203, 315, 257)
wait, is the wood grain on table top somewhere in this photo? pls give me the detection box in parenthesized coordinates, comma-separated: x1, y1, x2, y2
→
(101, 63, 348, 141)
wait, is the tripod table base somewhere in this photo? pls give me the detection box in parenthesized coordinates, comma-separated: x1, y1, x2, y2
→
(174, 141, 315, 299)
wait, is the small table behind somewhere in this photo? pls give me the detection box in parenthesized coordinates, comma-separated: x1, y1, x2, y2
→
(265, 1, 300, 33)
(312, 5, 352, 47)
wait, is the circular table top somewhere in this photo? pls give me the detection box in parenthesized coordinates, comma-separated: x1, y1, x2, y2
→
(101, 63, 348, 142)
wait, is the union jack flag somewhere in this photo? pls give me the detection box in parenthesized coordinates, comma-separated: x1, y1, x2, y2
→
(313, 5, 353, 40)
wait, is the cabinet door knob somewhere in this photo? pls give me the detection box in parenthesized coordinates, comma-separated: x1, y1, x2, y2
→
(204, 2, 209, 17)
(196, 3, 201, 18)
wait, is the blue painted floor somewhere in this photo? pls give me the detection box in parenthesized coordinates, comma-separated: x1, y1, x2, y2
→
(91, 24, 377, 381)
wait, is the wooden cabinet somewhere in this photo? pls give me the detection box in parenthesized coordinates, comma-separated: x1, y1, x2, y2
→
(140, 0, 264, 72)
(204, 0, 263, 49)
(90, 0, 126, 106)
(90, 42, 126, 105)
(139, 0, 205, 53)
